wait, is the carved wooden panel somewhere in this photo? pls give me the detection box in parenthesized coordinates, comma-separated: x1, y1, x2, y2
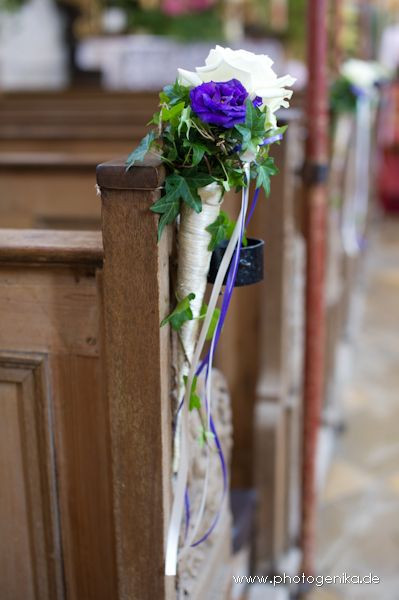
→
(0, 265, 100, 357)
(49, 353, 116, 600)
(0, 260, 117, 599)
(179, 370, 233, 599)
(0, 353, 63, 600)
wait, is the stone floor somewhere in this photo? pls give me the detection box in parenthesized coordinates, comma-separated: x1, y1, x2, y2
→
(310, 216, 399, 599)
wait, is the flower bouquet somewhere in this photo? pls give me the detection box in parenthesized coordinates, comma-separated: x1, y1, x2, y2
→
(126, 45, 295, 575)
(330, 59, 386, 255)
(330, 58, 386, 115)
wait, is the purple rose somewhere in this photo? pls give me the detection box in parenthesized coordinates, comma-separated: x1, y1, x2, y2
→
(190, 79, 249, 128)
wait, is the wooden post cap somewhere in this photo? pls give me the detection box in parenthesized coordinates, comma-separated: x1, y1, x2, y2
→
(96, 155, 165, 191)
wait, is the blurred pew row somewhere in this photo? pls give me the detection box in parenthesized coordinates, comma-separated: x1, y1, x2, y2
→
(0, 89, 368, 598)
(0, 91, 157, 228)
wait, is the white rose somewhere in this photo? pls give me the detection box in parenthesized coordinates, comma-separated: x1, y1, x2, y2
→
(178, 45, 296, 127)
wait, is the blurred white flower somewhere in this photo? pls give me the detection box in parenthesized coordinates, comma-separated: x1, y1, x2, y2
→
(341, 59, 386, 91)
(178, 45, 296, 127)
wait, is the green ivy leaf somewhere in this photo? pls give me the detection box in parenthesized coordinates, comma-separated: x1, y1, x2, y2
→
(125, 131, 156, 170)
(205, 211, 246, 251)
(235, 123, 251, 146)
(160, 293, 195, 331)
(191, 142, 208, 166)
(183, 375, 202, 411)
(256, 158, 279, 196)
(150, 181, 181, 240)
(184, 172, 215, 189)
(199, 304, 221, 341)
(162, 81, 190, 106)
(227, 169, 246, 191)
(147, 111, 161, 126)
(206, 212, 230, 250)
(256, 165, 271, 196)
(268, 125, 288, 138)
(166, 174, 203, 213)
(161, 101, 185, 124)
(151, 172, 210, 238)
(245, 98, 266, 138)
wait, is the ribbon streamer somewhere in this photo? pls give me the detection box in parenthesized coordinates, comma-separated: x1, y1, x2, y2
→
(165, 165, 250, 576)
(181, 165, 250, 553)
(260, 133, 283, 146)
(179, 179, 260, 548)
(341, 93, 372, 255)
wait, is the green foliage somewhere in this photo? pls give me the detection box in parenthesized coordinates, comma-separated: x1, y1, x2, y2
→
(0, 0, 27, 10)
(125, 7, 223, 42)
(150, 179, 182, 240)
(330, 77, 357, 115)
(166, 174, 202, 213)
(205, 211, 247, 251)
(189, 142, 208, 166)
(151, 173, 213, 238)
(161, 81, 191, 107)
(205, 212, 231, 251)
(255, 157, 279, 196)
(199, 304, 221, 341)
(126, 131, 156, 169)
(183, 375, 201, 411)
(160, 293, 195, 331)
(161, 101, 185, 124)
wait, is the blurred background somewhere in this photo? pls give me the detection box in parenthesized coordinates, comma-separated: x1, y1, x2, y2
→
(1, 1, 399, 599)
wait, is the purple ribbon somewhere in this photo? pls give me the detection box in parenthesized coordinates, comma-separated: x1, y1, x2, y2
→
(184, 489, 190, 541)
(260, 133, 283, 146)
(196, 185, 260, 377)
(350, 83, 368, 99)
(190, 415, 228, 546)
(245, 187, 261, 228)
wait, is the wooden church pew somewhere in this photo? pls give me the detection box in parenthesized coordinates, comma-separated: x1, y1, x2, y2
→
(0, 157, 237, 599)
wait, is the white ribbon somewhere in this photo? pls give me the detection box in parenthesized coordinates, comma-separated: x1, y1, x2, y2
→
(341, 94, 372, 256)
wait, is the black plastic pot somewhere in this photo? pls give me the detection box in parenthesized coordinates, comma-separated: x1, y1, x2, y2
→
(207, 238, 264, 287)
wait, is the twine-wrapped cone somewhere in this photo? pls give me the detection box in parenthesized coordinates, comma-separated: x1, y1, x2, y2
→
(166, 172, 248, 575)
(173, 182, 223, 470)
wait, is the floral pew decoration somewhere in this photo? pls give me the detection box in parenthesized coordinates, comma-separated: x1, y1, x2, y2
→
(330, 59, 387, 255)
(126, 45, 295, 577)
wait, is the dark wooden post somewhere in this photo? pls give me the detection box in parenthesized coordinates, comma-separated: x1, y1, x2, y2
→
(96, 158, 175, 600)
(301, 0, 329, 577)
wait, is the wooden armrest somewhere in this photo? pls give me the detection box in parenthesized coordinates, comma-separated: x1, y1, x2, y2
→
(0, 229, 103, 265)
